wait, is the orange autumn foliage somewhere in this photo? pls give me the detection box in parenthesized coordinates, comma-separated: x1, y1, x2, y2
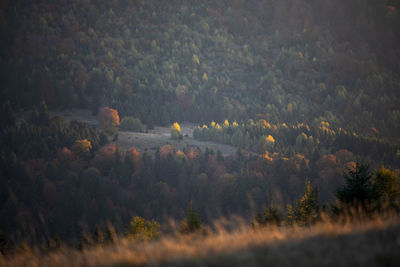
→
(98, 107, 120, 133)
(126, 147, 141, 163)
(160, 145, 174, 159)
(90, 143, 118, 174)
(57, 147, 75, 164)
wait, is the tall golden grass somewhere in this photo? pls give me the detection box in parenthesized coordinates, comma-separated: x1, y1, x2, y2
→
(1, 212, 400, 267)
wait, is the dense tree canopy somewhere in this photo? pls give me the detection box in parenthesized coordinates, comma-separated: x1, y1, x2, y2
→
(0, 0, 399, 139)
(0, 0, 399, 251)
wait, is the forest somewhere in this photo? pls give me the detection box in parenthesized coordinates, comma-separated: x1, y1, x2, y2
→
(0, 0, 400, 265)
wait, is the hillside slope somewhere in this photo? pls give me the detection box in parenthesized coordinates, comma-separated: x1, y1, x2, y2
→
(2, 215, 399, 267)
(1, 0, 400, 138)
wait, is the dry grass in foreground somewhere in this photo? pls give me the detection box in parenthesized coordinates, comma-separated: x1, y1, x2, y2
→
(1, 214, 400, 267)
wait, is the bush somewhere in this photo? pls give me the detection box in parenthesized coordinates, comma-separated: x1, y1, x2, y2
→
(127, 216, 160, 241)
(120, 117, 144, 132)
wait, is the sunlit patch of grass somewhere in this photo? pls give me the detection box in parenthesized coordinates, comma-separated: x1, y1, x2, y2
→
(1, 213, 400, 267)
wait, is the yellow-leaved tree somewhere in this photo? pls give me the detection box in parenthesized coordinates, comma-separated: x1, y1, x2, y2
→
(171, 122, 182, 139)
(127, 216, 160, 241)
(71, 139, 92, 158)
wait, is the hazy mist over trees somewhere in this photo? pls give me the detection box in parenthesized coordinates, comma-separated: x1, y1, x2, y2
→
(0, 0, 399, 260)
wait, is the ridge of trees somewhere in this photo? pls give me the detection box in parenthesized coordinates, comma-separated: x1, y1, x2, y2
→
(1, 0, 399, 139)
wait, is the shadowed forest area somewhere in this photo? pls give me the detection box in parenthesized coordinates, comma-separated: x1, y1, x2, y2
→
(0, 0, 400, 265)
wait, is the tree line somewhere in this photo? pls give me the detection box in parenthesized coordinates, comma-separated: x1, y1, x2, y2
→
(1, 0, 399, 138)
(0, 105, 399, 252)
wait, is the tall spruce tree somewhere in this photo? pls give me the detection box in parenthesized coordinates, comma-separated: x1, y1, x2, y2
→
(336, 162, 375, 210)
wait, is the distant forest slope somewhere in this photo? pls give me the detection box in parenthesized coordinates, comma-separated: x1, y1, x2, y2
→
(1, 0, 400, 139)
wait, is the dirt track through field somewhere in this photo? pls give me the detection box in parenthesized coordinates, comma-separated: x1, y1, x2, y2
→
(52, 109, 237, 156)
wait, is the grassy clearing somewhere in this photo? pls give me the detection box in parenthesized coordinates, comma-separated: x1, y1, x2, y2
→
(48, 109, 237, 156)
(117, 123, 237, 155)
(2, 214, 400, 267)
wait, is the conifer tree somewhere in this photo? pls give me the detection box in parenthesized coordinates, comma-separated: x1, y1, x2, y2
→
(254, 205, 283, 226)
(336, 162, 375, 210)
(287, 180, 319, 225)
(180, 201, 202, 234)
(104, 224, 117, 244)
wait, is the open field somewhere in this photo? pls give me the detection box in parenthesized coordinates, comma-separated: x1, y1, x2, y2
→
(117, 124, 237, 156)
(2, 214, 400, 267)
(50, 109, 237, 156)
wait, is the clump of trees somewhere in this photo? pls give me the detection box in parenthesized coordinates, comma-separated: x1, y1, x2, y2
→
(119, 117, 144, 132)
(253, 163, 400, 228)
(1, 104, 399, 249)
(0, 104, 398, 250)
(193, 119, 399, 168)
(0, 0, 400, 252)
(253, 205, 283, 227)
(334, 163, 400, 213)
(2, 0, 399, 139)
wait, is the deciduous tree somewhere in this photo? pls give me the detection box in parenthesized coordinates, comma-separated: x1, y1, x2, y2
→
(71, 139, 92, 158)
(98, 107, 120, 134)
(127, 216, 160, 241)
(171, 122, 182, 140)
(373, 166, 400, 210)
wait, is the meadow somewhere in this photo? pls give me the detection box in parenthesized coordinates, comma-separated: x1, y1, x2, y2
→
(2, 212, 399, 267)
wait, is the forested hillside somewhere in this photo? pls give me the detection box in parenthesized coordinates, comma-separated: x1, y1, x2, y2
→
(1, 0, 400, 136)
(0, 0, 400, 260)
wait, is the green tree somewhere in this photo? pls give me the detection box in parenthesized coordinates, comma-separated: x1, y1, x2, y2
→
(180, 201, 202, 234)
(373, 167, 400, 210)
(335, 163, 375, 210)
(120, 116, 144, 132)
(253, 205, 283, 227)
(287, 180, 319, 225)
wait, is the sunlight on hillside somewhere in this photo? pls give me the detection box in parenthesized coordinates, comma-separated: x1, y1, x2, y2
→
(2, 213, 400, 267)
(1, 0, 400, 265)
